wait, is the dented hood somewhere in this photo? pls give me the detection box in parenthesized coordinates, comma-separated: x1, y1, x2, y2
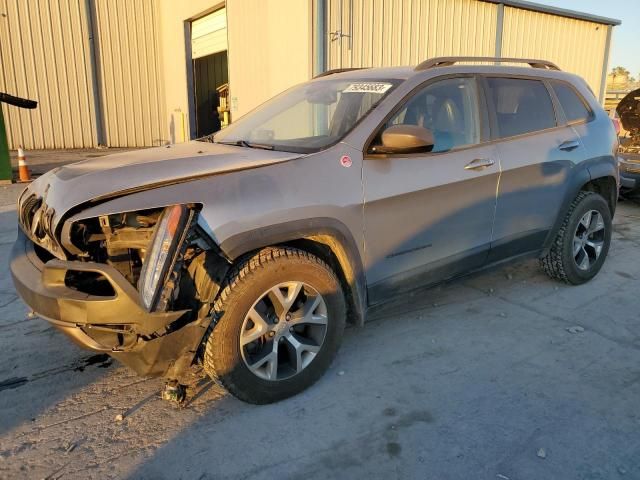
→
(616, 88, 640, 131)
(21, 141, 301, 228)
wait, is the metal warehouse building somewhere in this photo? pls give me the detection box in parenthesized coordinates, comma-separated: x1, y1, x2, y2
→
(0, 0, 620, 150)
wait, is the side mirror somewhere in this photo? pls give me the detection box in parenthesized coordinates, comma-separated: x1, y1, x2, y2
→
(374, 125, 434, 154)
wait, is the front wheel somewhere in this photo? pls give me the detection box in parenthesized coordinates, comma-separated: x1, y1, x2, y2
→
(203, 247, 346, 404)
(540, 191, 612, 285)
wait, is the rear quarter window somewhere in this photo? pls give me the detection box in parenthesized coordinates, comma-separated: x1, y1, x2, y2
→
(486, 77, 557, 139)
(550, 81, 592, 124)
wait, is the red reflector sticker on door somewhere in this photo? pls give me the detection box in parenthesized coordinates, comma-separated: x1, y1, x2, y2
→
(340, 155, 352, 168)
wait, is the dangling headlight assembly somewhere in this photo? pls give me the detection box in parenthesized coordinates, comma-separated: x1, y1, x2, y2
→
(138, 205, 195, 312)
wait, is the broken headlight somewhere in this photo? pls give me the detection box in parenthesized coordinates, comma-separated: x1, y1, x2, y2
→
(138, 205, 192, 311)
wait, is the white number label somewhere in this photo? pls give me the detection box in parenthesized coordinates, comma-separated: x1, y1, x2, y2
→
(343, 83, 392, 94)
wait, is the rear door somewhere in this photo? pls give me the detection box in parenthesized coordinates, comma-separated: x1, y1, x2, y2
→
(363, 76, 500, 303)
(484, 76, 586, 262)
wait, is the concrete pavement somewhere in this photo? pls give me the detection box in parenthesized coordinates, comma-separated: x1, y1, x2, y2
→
(0, 196, 639, 479)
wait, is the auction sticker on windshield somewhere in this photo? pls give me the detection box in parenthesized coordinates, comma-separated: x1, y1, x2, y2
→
(343, 82, 393, 94)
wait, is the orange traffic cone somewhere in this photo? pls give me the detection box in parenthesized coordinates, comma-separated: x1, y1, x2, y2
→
(18, 147, 31, 182)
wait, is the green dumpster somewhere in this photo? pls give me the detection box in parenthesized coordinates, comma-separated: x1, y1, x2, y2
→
(0, 92, 38, 183)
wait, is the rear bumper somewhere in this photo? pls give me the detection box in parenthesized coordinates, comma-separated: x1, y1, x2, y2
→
(10, 229, 204, 377)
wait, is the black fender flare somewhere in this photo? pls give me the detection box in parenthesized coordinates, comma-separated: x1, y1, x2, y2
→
(587, 158, 619, 215)
(542, 158, 618, 254)
(219, 218, 367, 326)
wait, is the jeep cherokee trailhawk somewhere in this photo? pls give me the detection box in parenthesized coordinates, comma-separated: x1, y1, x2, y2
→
(11, 57, 619, 403)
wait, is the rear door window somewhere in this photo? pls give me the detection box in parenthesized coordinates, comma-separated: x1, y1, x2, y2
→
(486, 78, 557, 138)
(550, 81, 592, 123)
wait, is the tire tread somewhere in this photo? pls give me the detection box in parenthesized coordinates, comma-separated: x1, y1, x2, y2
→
(540, 190, 594, 283)
(202, 247, 339, 403)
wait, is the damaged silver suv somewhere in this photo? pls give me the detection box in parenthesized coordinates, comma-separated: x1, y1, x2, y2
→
(11, 57, 619, 404)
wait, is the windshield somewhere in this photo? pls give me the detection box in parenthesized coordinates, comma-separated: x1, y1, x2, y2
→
(207, 78, 401, 153)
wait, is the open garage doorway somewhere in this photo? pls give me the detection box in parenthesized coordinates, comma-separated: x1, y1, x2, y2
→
(191, 7, 229, 137)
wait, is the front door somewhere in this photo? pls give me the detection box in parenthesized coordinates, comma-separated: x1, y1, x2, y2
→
(363, 76, 500, 303)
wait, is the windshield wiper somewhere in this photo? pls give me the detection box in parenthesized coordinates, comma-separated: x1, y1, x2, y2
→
(217, 140, 274, 150)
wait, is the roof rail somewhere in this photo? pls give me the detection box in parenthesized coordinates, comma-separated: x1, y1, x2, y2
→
(314, 68, 366, 78)
(415, 56, 560, 71)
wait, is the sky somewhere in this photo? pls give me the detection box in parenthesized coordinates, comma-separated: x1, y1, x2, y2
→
(534, 0, 640, 77)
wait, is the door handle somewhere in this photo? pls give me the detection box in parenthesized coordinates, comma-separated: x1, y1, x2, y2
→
(558, 140, 580, 152)
(464, 158, 495, 171)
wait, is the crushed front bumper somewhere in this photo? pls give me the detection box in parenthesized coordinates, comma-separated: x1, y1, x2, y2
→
(10, 229, 206, 377)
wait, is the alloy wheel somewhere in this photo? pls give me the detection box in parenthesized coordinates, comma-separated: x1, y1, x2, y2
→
(240, 281, 328, 381)
(573, 210, 605, 271)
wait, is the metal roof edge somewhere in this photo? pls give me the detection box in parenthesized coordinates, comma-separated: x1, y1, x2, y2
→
(479, 0, 621, 26)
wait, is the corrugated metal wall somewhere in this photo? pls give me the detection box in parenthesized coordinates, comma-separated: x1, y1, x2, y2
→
(92, 0, 166, 147)
(0, 0, 615, 150)
(501, 6, 609, 98)
(326, 0, 609, 97)
(0, 0, 97, 149)
(327, 0, 498, 69)
(0, 0, 165, 149)
(226, 0, 312, 118)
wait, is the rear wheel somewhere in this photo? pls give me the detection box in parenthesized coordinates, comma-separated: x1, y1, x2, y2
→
(540, 191, 612, 284)
(203, 247, 346, 404)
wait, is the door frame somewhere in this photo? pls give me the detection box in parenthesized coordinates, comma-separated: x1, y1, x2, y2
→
(476, 73, 568, 144)
(478, 74, 586, 264)
(363, 74, 492, 160)
(360, 74, 500, 303)
(185, 4, 228, 140)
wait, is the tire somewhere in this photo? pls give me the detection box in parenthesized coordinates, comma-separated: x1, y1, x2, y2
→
(540, 191, 612, 285)
(203, 247, 346, 404)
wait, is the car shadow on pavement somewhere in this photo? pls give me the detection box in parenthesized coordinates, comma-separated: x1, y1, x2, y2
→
(3, 201, 640, 478)
(124, 200, 640, 480)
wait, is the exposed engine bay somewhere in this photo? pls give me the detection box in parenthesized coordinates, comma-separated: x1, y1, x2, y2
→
(67, 208, 160, 292)
(617, 88, 640, 154)
(64, 206, 226, 315)
(13, 203, 233, 380)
